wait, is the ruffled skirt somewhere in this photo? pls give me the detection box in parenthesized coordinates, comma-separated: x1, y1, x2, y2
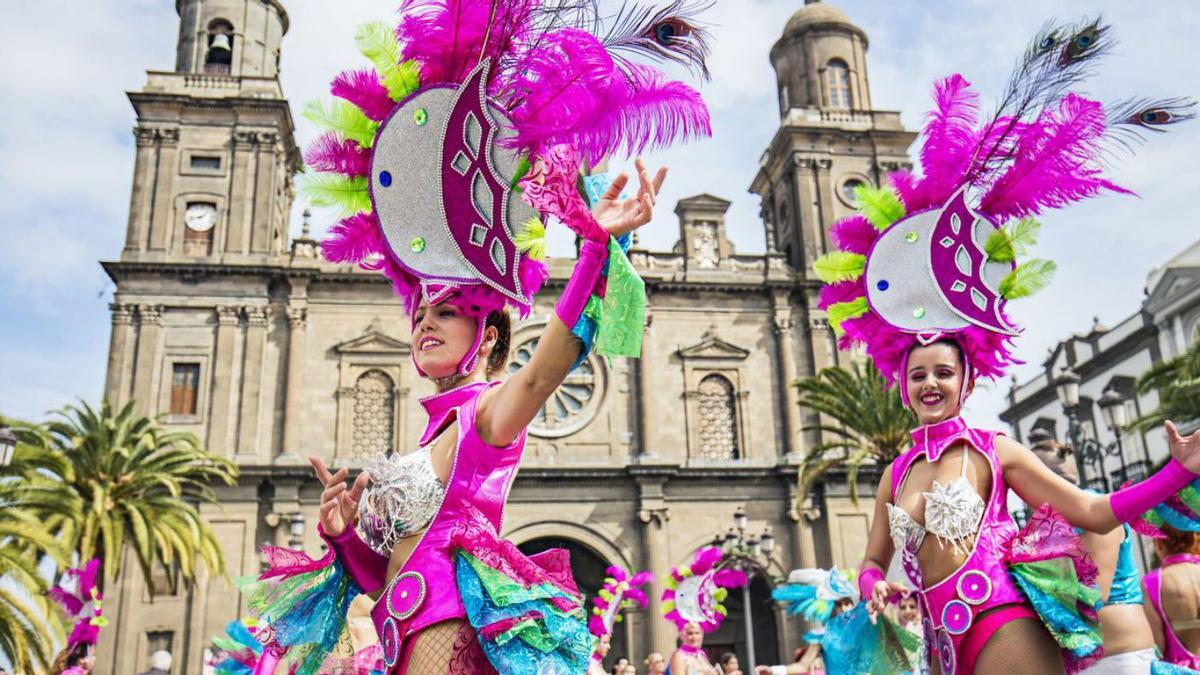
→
(1006, 504, 1104, 673)
(451, 521, 594, 675)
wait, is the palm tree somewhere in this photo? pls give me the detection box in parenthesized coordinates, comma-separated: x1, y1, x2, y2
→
(1133, 337, 1200, 433)
(0, 417, 76, 673)
(794, 361, 918, 502)
(41, 400, 238, 594)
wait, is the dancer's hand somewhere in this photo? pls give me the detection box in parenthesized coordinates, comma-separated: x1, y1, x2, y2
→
(310, 456, 369, 537)
(866, 579, 906, 623)
(1169, 420, 1200, 473)
(592, 158, 667, 238)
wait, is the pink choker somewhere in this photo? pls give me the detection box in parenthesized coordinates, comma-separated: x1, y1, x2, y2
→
(1162, 553, 1200, 567)
(679, 644, 705, 656)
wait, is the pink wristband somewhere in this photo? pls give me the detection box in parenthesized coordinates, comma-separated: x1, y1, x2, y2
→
(1110, 458, 1197, 524)
(554, 238, 608, 327)
(319, 522, 389, 594)
(858, 566, 885, 602)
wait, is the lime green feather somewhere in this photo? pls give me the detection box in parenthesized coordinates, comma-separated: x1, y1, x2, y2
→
(514, 218, 546, 261)
(302, 99, 379, 149)
(985, 217, 1042, 263)
(827, 298, 870, 335)
(855, 184, 906, 231)
(298, 173, 371, 217)
(354, 21, 421, 101)
(999, 258, 1057, 300)
(813, 251, 867, 285)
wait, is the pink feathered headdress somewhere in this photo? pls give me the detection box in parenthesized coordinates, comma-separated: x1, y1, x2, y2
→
(49, 558, 108, 648)
(660, 547, 747, 633)
(589, 565, 654, 643)
(815, 18, 1193, 398)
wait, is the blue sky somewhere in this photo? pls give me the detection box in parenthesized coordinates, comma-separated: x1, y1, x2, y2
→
(1, 0, 1197, 429)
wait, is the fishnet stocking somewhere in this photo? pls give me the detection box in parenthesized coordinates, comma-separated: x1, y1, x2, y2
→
(973, 617, 1063, 675)
(403, 620, 496, 675)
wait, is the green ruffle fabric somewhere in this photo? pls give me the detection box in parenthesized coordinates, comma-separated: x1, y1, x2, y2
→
(593, 239, 646, 359)
(1009, 558, 1102, 657)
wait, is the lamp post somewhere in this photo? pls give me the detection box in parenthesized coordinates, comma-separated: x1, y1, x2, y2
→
(0, 424, 16, 467)
(1053, 368, 1131, 492)
(716, 505, 785, 670)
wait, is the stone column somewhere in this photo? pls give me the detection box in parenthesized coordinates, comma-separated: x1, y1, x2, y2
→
(638, 474, 673, 655)
(792, 158, 818, 271)
(132, 305, 163, 416)
(207, 306, 240, 457)
(123, 128, 157, 252)
(279, 305, 307, 463)
(813, 159, 835, 254)
(772, 305, 802, 461)
(236, 306, 270, 463)
(226, 131, 257, 255)
(104, 303, 135, 406)
(636, 308, 657, 460)
(787, 483, 820, 569)
(147, 128, 179, 252)
(251, 132, 278, 254)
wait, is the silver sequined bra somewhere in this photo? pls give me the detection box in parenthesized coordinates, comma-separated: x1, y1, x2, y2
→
(356, 447, 447, 556)
(887, 448, 985, 557)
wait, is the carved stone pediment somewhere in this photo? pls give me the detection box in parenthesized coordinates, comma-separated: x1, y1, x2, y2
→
(677, 329, 750, 361)
(333, 324, 411, 355)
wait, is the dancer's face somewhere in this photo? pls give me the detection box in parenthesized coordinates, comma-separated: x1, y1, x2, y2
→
(899, 596, 920, 624)
(681, 622, 704, 647)
(646, 652, 666, 673)
(596, 633, 612, 657)
(905, 342, 971, 425)
(412, 300, 493, 379)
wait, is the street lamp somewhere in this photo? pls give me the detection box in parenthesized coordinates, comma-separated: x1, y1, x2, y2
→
(714, 506, 785, 671)
(0, 425, 16, 467)
(1053, 371, 1131, 492)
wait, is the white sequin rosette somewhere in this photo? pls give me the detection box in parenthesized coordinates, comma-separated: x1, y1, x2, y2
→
(356, 450, 446, 556)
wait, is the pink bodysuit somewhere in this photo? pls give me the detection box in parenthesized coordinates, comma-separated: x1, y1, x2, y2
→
(1144, 553, 1200, 669)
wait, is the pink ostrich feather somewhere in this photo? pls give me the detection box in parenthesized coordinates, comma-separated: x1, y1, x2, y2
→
(713, 569, 748, 588)
(606, 566, 629, 582)
(829, 215, 879, 255)
(691, 547, 722, 575)
(322, 211, 385, 264)
(981, 94, 1130, 221)
(818, 280, 864, 311)
(631, 571, 654, 587)
(305, 134, 371, 178)
(919, 75, 982, 206)
(396, 0, 542, 86)
(506, 32, 709, 161)
(331, 69, 397, 122)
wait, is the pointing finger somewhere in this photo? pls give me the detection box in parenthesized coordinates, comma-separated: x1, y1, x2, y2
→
(652, 166, 668, 194)
(603, 173, 629, 202)
(310, 456, 332, 484)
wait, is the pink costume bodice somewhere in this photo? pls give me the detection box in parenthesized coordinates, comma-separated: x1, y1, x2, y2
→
(889, 416, 1024, 674)
(351, 381, 527, 668)
(1145, 553, 1200, 668)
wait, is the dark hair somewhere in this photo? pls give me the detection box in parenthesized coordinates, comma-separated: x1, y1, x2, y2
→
(719, 652, 738, 666)
(484, 309, 511, 379)
(1160, 524, 1200, 556)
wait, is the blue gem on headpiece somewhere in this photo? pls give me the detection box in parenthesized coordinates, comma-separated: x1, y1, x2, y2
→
(379, 171, 393, 187)
(877, 280, 889, 292)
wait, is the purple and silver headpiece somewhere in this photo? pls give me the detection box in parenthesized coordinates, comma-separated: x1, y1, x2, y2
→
(815, 18, 1194, 400)
(304, 1, 713, 375)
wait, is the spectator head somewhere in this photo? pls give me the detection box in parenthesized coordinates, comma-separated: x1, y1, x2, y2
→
(151, 650, 173, 671)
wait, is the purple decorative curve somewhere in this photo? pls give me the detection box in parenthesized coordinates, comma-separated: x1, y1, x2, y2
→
(440, 60, 523, 302)
(928, 189, 1017, 335)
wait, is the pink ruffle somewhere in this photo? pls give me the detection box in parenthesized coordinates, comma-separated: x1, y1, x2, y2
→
(1007, 503, 1098, 588)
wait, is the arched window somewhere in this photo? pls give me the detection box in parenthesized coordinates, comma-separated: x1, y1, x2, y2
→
(697, 374, 740, 460)
(826, 60, 852, 109)
(205, 19, 234, 74)
(352, 370, 395, 457)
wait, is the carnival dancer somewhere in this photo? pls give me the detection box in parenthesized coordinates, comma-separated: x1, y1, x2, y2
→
(1143, 527, 1200, 673)
(238, 1, 713, 673)
(807, 16, 1198, 675)
(661, 547, 747, 675)
(1030, 433, 1158, 673)
(589, 566, 654, 674)
(49, 559, 106, 675)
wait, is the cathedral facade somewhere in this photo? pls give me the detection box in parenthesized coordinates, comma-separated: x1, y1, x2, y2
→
(96, 1, 914, 671)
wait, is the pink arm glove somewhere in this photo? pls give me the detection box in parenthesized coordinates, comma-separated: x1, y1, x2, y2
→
(319, 523, 389, 595)
(858, 566, 885, 603)
(554, 238, 608, 328)
(1110, 458, 1197, 523)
